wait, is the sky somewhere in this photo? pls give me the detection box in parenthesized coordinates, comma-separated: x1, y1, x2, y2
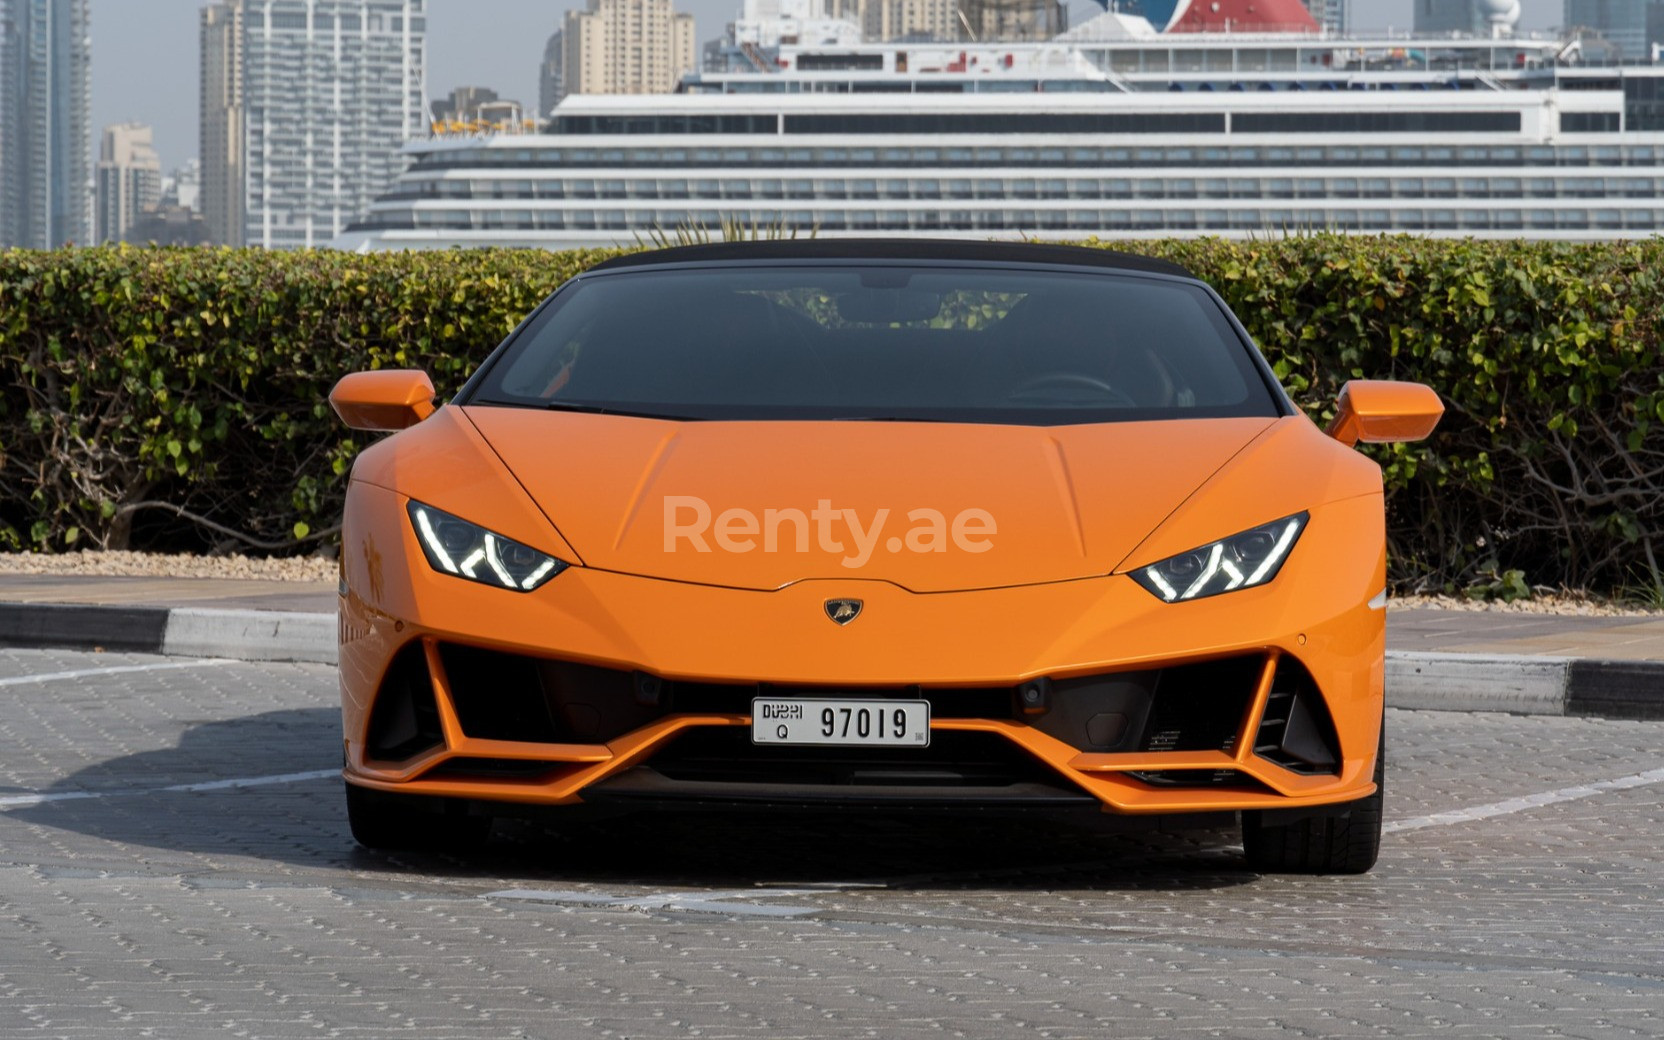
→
(92, 0, 1565, 173)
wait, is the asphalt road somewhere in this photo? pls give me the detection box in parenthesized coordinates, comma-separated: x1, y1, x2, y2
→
(2, 647, 1662, 1038)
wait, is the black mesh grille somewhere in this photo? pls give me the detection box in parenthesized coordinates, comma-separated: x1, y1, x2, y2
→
(439, 644, 661, 744)
(1136, 655, 1263, 754)
(644, 727, 1057, 788)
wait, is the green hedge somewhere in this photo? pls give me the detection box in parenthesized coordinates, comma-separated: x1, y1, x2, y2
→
(0, 246, 614, 553)
(1, 237, 1660, 595)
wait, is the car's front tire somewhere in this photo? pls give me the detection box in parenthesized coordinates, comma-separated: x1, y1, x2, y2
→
(1240, 725, 1384, 875)
(345, 781, 493, 851)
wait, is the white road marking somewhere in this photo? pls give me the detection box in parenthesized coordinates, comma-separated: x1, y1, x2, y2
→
(155, 769, 342, 795)
(0, 658, 237, 688)
(0, 769, 340, 809)
(486, 887, 836, 918)
(1385, 766, 1664, 834)
(0, 789, 106, 808)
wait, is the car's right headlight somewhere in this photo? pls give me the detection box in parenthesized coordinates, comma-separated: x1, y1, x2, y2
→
(1129, 512, 1308, 603)
(406, 501, 568, 592)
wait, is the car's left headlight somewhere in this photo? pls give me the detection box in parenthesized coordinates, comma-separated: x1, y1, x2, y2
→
(406, 501, 568, 592)
(1130, 512, 1308, 603)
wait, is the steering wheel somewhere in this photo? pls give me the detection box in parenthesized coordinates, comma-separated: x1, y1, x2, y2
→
(1006, 372, 1137, 408)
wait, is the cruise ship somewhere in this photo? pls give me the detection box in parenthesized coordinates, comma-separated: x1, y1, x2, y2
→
(335, 1, 1664, 250)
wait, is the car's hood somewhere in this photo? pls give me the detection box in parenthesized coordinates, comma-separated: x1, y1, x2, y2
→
(462, 407, 1277, 593)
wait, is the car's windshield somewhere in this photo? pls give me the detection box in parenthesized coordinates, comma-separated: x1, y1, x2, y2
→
(467, 264, 1281, 426)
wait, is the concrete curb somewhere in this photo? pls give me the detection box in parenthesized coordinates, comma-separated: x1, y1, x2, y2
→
(1385, 651, 1572, 716)
(0, 601, 1660, 719)
(1386, 653, 1664, 720)
(161, 608, 338, 665)
(1566, 659, 1664, 721)
(0, 602, 338, 666)
(0, 602, 170, 655)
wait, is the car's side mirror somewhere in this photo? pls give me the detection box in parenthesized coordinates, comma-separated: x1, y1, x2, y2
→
(329, 370, 437, 432)
(1326, 379, 1444, 447)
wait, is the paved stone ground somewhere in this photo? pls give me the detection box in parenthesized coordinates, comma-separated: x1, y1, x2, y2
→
(1, 648, 1662, 1038)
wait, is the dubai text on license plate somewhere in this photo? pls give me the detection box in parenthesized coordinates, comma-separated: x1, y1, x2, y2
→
(751, 698, 931, 747)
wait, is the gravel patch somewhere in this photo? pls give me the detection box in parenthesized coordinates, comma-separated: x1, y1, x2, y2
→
(1389, 593, 1662, 618)
(0, 551, 337, 583)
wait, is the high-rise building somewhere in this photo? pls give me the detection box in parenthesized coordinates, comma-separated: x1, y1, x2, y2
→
(1566, 0, 1664, 59)
(540, 29, 564, 120)
(1415, 0, 1477, 33)
(729, 0, 863, 50)
(431, 86, 525, 131)
(201, 0, 245, 246)
(561, 0, 696, 96)
(1300, 0, 1348, 33)
(245, 0, 427, 249)
(833, 0, 1063, 42)
(1416, 0, 1523, 36)
(200, 0, 426, 250)
(95, 123, 161, 243)
(138, 156, 207, 244)
(716, 0, 1062, 54)
(433, 85, 496, 122)
(162, 158, 202, 212)
(0, 0, 91, 249)
(852, 0, 959, 40)
(124, 205, 213, 246)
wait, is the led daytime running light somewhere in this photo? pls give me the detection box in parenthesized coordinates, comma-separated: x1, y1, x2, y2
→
(406, 502, 568, 593)
(413, 508, 460, 574)
(1131, 513, 1308, 604)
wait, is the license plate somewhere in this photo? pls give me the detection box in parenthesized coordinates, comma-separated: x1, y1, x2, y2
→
(752, 698, 931, 747)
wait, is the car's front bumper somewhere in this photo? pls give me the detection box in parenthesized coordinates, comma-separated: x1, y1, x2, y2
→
(339, 483, 1386, 816)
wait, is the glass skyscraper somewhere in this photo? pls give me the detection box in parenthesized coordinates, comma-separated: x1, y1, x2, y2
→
(205, 0, 427, 250)
(0, 0, 91, 249)
(1565, 0, 1663, 60)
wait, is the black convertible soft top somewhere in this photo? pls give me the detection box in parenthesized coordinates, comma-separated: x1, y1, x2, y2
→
(587, 239, 1195, 280)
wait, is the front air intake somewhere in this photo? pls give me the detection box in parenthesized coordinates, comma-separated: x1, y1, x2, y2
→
(364, 642, 444, 762)
(1254, 656, 1342, 775)
(1136, 655, 1263, 755)
(437, 643, 663, 744)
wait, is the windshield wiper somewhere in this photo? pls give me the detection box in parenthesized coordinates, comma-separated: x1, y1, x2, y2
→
(535, 403, 964, 423)
(827, 415, 959, 423)
(541, 401, 702, 422)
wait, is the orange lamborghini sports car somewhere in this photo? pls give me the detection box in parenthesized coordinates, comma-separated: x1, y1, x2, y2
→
(330, 241, 1442, 874)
